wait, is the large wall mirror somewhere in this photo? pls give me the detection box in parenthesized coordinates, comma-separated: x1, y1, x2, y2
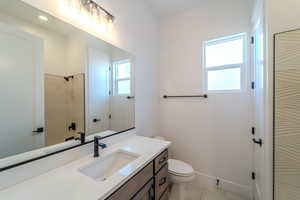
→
(0, 0, 135, 168)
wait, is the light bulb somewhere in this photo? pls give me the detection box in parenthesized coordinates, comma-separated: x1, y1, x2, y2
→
(108, 16, 113, 24)
(39, 15, 49, 22)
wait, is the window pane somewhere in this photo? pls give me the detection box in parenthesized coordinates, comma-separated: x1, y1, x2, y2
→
(117, 62, 131, 79)
(118, 80, 131, 95)
(206, 38, 244, 67)
(207, 68, 241, 91)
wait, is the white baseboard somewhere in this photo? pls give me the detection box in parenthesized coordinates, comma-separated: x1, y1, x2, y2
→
(193, 171, 252, 200)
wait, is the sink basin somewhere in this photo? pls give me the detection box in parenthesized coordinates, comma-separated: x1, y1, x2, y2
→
(79, 150, 140, 181)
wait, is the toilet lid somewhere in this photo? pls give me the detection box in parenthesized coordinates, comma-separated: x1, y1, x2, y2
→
(168, 159, 194, 176)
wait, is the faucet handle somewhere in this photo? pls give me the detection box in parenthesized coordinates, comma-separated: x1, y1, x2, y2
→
(99, 143, 107, 149)
(94, 136, 103, 140)
(94, 136, 107, 148)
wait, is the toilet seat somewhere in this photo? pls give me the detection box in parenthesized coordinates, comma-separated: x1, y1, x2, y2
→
(168, 159, 194, 177)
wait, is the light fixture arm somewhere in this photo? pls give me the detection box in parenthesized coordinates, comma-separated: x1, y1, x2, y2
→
(80, 0, 115, 22)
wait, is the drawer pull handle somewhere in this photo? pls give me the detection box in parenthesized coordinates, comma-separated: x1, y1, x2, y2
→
(159, 177, 167, 186)
(159, 157, 167, 164)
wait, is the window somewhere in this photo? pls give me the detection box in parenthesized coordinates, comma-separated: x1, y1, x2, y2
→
(203, 33, 246, 92)
(113, 60, 131, 95)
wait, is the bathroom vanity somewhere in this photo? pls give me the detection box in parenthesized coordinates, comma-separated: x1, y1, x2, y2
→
(0, 133, 171, 200)
(106, 149, 169, 200)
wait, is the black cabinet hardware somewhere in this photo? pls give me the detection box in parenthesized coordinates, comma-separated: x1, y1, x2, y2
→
(251, 82, 255, 89)
(158, 177, 167, 186)
(127, 96, 135, 99)
(251, 36, 255, 44)
(252, 172, 256, 180)
(158, 157, 167, 164)
(64, 75, 74, 82)
(93, 118, 101, 123)
(68, 122, 76, 131)
(252, 127, 255, 135)
(253, 138, 262, 147)
(32, 127, 44, 134)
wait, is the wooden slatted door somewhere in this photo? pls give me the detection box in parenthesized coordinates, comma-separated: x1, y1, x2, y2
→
(274, 29, 300, 200)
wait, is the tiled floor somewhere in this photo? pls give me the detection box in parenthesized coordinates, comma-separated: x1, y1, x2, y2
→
(169, 183, 246, 200)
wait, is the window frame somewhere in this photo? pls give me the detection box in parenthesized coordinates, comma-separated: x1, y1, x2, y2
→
(203, 33, 247, 93)
(113, 59, 132, 96)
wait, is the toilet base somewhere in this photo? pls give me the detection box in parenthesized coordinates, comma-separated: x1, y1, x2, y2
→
(169, 173, 195, 200)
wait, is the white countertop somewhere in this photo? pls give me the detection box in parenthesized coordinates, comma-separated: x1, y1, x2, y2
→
(0, 135, 171, 200)
(0, 130, 118, 169)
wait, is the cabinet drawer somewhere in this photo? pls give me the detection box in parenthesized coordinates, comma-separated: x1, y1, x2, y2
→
(106, 162, 154, 200)
(154, 150, 168, 173)
(155, 164, 169, 200)
(159, 189, 169, 200)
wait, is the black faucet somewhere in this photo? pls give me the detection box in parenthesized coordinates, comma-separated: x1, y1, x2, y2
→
(94, 136, 107, 157)
(76, 132, 86, 145)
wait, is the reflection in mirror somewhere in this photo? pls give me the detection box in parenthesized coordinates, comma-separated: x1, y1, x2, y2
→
(0, 0, 135, 161)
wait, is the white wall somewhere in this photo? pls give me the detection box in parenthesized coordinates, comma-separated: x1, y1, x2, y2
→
(65, 32, 87, 76)
(0, 0, 159, 189)
(263, 0, 300, 200)
(159, 0, 253, 197)
(21, 0, 160, 137)
(0, 12, 68, 76)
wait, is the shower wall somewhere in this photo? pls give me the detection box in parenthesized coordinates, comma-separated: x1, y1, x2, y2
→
(45, 73, 85, 146)
(274, 30, 300, 200)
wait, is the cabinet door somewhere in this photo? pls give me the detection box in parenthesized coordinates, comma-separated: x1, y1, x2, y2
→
(132, 180, 154, 200)
(155, 164, 169, 200)
(159, 189, 169, 200)
(106, 162, 153, 200)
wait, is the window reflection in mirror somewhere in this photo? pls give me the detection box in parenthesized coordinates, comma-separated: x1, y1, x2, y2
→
(114, 60, 132, 96)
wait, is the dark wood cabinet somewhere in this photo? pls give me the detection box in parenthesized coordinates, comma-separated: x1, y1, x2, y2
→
(154, 150, 168, 173)
(105, 149, 169, 200)
(159, 189, 169, 200)
(154, 150, 169, 200)
(154, 164, 169, 200)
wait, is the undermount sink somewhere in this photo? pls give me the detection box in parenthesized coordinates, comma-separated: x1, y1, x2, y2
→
(79, 150, 140, 181)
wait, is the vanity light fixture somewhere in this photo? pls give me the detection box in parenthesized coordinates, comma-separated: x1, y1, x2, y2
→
(68, 0, 115, 24)
(38, 15, 49, 22)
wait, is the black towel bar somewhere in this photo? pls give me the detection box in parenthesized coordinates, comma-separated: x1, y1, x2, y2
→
(163, 94, 208, 99)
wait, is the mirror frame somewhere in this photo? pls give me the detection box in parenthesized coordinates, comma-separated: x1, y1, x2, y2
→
(0, 127, 135, 172)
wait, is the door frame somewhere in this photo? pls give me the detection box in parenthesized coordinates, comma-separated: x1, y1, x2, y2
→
(251, 17, 268, 200)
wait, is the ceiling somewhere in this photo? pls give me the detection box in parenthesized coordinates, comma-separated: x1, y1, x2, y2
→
(146, 0, 253, 18)
(146, 0, 204, 18)
(0, 0, 79, 36)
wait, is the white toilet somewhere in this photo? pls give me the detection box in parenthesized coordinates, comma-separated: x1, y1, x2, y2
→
(155, 137, 195, 200)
